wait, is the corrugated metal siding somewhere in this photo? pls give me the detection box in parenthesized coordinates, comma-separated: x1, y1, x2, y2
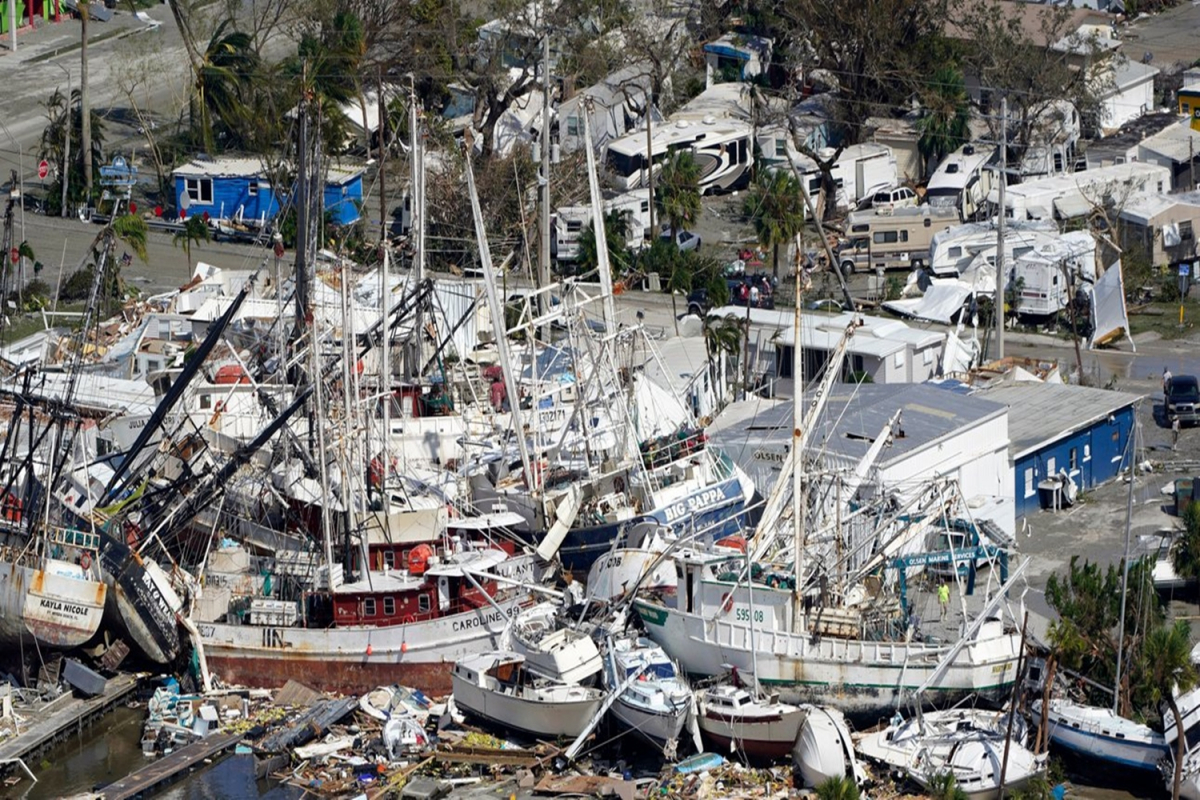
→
(432, 280, 482, 362)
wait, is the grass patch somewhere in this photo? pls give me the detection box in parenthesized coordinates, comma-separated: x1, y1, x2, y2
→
(1128, 299, 1200, 340)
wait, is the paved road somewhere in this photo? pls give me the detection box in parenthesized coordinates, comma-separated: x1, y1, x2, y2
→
(1123, 1, 1200, 69)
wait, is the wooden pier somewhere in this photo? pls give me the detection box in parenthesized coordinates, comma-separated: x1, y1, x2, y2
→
(0, 672, 139, 771)
(99, 730, 243, 800)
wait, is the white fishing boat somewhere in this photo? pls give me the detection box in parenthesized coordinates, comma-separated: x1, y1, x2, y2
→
(604, 636, 692, 750)
(509, 602, 602, 685)
(696, 684, 806, 759)
(451, 651, 606, 738)
(793, 705, 866, 788)
(1034, 697, 1167, 772)
(586, 523, 675, 603)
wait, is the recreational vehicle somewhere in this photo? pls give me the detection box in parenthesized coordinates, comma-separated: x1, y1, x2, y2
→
(924, 143, 998, 222)
(836, 206, 959, 274)
(552, 191, 651, 262)
(928, 220, 1059, 278)
(990, 162, 1173, 222)
(763, 142, 900, 212)
(1012, 231, 1097, 317)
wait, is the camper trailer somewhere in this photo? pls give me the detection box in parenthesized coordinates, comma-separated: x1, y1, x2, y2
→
(925, 143, 998, 221)
(1012, 231, 1097, 317)
(552, 191, 651, 262)
(605, 117, 753, 195)
(928, 220, 1059, 277)
(764, 142, 900, 212)
(991, 162, 1173, 221)
(836, 206, 959, 274)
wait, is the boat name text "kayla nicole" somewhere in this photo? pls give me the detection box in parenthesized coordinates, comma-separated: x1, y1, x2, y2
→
(452, 605, 514, 633)
(39, 598, 89, 616)
(663, 487, 727, 524)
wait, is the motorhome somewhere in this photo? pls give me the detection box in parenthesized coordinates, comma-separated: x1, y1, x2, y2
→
(1012, 231, 1097, 317)
(924, 143, 998, 222)
(990, 162, 1173, 221)
(763, 141, 900, 213)
(836, 206, 959, 274)
(928, 220, 1059, 278)
(552, 191, 651, 262)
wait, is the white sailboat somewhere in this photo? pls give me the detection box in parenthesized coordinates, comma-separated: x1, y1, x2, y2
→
(603, 635, 692, 751)
(451, 651, 607, 738)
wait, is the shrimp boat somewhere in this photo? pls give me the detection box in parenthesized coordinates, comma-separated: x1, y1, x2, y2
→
(451, 651, 607, 738)
(696, 683, 806, 759)
(0, 532, 107, 649)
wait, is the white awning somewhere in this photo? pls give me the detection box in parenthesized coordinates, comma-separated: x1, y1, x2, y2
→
(1053, 194, 1093, 219)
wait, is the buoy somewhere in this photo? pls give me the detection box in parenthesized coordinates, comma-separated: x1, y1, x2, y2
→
(401, 642, 408, 653)
(366, 644, 373, 656)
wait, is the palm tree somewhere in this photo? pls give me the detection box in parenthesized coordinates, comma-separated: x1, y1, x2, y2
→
(703, 314, 745, 401)
(38, 87, 106, 214)
(173, 216, 210, 272)
(917, 66, 971, 176)
(113, 215, 149, 262)
(1144, 619, 1199, 800)
(194, 20, 259, 153)
(924, 771, 968, 800)
(814, 775, 860, 800)
(578, 210, 632, 281)
(656, 151, 701, 251)
(743, 169, 805, 279)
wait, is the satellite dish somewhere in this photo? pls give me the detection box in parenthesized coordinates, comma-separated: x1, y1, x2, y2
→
(180, 192, 191, 211)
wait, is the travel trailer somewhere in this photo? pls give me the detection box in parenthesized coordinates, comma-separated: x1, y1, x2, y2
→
(553, 191, 651, 262)
(1012, 231, 1097, 318)
(925, 143, 998, 222)
(836, 206, 959, 274)
(990, 162, 1173, 221)
(763, 142, 900, 213)
(928, 220, 1059, 278)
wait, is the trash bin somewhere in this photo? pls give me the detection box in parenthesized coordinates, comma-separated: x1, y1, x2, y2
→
(1176, 478, 1195, 516)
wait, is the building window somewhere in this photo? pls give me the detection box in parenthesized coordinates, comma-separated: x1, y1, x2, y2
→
(1084, 444, 1091, 462)
(248, 180, 259, 197)
(1182, 221, 1194, 241)
(1024, 467, 1035, 497)
(923, 348, 933, 366)
(184, 177, 213, 205)
(566, 115, 582, 136)
(894, 351, 905, 369)
(775, 138, 787, 157)
(383, 596, 395, 616)
(418, 594, 431, 613)
(1047, 456, 1056, 476)
(363, 598, 376, 617)
(383, 551, 395, 570)
(1069, 447, 1077, 470)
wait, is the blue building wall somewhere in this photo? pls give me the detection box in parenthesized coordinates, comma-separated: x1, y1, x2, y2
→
(1013, 404, 1136, 518)
(173, 172, 363, 225)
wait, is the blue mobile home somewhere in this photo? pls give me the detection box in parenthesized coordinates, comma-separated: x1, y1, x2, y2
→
(979, 383, 1142, 519)
(172, 157, 365, 226)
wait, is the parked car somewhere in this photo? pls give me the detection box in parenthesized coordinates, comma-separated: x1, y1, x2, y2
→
(660, 226, 702, 252)
(861, 185, 918, 212)
(1167, 375, 1200, 426)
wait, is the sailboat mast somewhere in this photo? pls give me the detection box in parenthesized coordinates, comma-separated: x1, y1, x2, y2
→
(1114, 419, 1138, 714)
(581, 109, 617, 330)
(790, 257, 805, 629)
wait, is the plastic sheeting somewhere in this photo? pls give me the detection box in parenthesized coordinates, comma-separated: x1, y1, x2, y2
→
(1089, 260, 1135, 351)
(940, 330, 979, 376)
(883, 280, 973, 324)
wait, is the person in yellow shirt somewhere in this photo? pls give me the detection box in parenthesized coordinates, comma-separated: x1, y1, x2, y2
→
(938, 583, 950, 620)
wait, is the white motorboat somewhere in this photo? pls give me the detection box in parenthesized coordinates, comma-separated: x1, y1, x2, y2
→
(793, 705, 867, 788)
(509, 602, 602, 685)
(1034, 697, 1167, 772)
(696, 684, 806, 759)
(604, 636, 692, 752)
(451, 651, 606, 738)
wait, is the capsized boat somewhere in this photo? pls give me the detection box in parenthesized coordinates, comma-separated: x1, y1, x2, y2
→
(1034, 696, 1167, 772)
(696, 684, 805, 759)
(604, 635, 692, 752)
(510, 601, 602, 685)
(793, 705, 866, 788)
(451, 651, 606, 738)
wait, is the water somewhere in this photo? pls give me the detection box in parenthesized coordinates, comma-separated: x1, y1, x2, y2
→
(13, 704, 299, 800)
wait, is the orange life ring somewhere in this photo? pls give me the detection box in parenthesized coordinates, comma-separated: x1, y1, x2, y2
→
(79, 551, 92, 570)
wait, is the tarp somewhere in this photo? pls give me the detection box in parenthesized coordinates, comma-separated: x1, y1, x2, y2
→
(883, 279, 973, 324)
(1089, 260, 1135, 352)
(940, 329, 979, 377)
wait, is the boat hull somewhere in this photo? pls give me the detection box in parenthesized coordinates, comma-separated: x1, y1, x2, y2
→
(1040, 701, 1168, 772)
(699, 709, 804, 759)
(199, 594, 528, 695)
(0, 559, 106, 649)
(99, 536, 183, 664)
(452, 674, 604, 738)
(611, 696, 690, 747)
(635, 600, 1021, 716)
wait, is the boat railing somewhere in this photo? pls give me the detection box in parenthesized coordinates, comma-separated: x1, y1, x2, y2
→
(45, 526, 102, 551)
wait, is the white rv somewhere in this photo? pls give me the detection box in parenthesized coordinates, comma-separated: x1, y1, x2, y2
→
(925, 143, 998, 222)
(763, 142, 899, 212)
(991, 162, 1173, 221)
(1012, 231, 1097, 317)
(927, 220, 1059, 278)
(552, 191, 651, 262)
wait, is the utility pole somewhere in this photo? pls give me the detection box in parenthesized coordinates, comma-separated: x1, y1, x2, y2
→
(994, 95, 1007, 361)
(80, 3, 92, 210)
(538, 32, 552, 298)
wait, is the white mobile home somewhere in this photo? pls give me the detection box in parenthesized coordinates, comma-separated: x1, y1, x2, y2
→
(928, 220, 1059, 277)
(557, 64, 655, 156)
(605, 84, 754, 195)
(1012, 231, 1097, 317)
(925, 143, 998, 221)
(552, 191, 651, 262)
(990, 162, 1172, 221)
(1118, 191, 1200, 268)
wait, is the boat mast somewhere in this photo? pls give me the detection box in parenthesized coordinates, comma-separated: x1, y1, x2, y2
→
(790, 254, 805, 630)
(1114, 418, 1138, 714)
(581, 109, 617, 332)
(464, 155, 537, 491)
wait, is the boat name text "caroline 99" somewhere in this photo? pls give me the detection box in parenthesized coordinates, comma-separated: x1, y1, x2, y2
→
(452, 605, 512, 633)
(663, 487, 726, 524)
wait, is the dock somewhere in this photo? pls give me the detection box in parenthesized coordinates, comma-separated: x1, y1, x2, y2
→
(0, 673, 139, 770)
(99, 731, 243, 800)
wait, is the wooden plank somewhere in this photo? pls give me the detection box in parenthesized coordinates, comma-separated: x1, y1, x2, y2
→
(99, 731, 243, 800)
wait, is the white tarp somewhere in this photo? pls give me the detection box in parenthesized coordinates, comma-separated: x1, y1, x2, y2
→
(940, 329, 979, 376)
(883, 279, 973, 324)
(1089, 260, 1135, 351)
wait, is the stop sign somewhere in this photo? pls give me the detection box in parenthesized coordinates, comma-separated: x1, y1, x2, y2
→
(37, 160, 48, 180)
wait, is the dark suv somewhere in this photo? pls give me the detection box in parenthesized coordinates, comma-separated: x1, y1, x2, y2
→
(1167, 375, 1200, 426)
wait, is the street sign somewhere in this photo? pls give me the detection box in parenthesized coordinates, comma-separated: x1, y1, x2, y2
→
(37, 160, 49, 180)
(1181, 264, 1192, 278)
